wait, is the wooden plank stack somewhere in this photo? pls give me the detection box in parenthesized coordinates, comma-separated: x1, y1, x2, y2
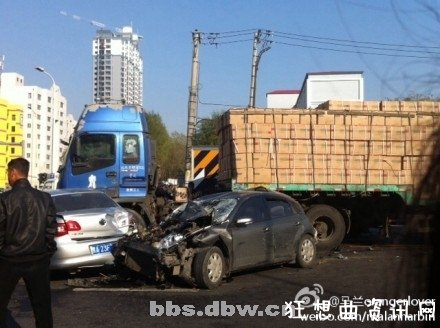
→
(218, 100, 439, 187)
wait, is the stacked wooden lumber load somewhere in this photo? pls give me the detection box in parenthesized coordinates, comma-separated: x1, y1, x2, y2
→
(217, 100, 440, 187)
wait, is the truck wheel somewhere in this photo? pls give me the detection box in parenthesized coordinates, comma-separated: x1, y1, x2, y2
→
(193, 246, 225, 289)
(296, 235, 317, 268)
(306, 205, 345, 251)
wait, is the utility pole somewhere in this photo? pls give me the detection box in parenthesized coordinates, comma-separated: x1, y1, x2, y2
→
(184, 30, 201, 186)
(248, 30, 271, 108)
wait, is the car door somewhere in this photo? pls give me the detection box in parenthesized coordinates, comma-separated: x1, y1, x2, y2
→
(230, 195, 273, 270)
(266, 196, 302, 262)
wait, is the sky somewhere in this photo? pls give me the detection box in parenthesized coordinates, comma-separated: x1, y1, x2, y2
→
(1, 0, 439, 133)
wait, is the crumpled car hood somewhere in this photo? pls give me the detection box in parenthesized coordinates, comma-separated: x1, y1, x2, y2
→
(136, 201, 213, 244)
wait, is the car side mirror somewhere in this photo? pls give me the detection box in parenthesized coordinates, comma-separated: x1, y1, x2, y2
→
(236, 217, 253, 226)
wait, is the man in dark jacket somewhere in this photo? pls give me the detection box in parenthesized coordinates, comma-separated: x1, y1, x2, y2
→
(0, 158, 57, 328)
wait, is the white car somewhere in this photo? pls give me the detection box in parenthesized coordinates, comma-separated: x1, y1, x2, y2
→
(48, 189, 133, 271)
(41, 178, 58, 191)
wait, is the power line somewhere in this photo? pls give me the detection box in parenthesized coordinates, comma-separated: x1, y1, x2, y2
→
(202, 31, 256, 40)
(198, 99, 244, 107)
(205, 29, 440, 58)
(201, 30, 255, 46)
(196, 28, 440, 58)
(272, 33, 440, 55)
(199, 28, 440, 51)
(201, 29, 257, 35)
(201, 38, 254, 46)
(272, 40, 439, 59)
(272, 30, 440, 49)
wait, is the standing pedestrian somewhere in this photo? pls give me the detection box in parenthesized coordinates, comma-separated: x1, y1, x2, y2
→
(0, 158, 58, 328)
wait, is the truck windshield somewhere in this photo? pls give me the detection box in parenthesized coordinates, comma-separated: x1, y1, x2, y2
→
(72, 134, 116, 175)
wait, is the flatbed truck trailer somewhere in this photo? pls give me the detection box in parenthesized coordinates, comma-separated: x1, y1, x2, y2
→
(215, 100, 439, 250)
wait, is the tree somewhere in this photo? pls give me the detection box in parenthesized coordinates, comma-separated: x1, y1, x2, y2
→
(145, 111, 187, 180)
(397, 94, 440, 101)
(145, 111, 171, 177)
(146, 110, 223, 181)
(193, 111, 223, 146)
(166, 132, 187, 181)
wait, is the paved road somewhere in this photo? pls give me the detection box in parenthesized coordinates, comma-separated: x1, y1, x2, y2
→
(6, 243, 428, 327)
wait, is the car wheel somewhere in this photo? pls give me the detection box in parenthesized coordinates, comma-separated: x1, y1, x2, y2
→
(296, 235, 317, 268)
(193, 246, 225, 289)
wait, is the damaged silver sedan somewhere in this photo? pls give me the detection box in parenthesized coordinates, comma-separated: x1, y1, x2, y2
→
(113, 191, 317, 289)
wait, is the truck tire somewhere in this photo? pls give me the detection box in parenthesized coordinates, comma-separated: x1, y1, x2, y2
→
(193, 246, 225, 289)
(306, 205, 345, 252)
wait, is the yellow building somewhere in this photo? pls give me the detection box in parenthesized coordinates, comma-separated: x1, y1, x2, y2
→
(0, 99, 23, 190)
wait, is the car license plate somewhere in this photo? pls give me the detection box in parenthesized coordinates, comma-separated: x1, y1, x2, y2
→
(90, 242, 114, 255)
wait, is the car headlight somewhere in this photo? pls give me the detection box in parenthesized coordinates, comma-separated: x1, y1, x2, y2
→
(114, 209, 131, 228)
(159, 233, 184, 249)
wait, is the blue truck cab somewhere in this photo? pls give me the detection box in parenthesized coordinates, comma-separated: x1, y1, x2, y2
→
(58, 103, 158, 203)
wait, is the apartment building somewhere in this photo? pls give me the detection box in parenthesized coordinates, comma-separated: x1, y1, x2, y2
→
(0, 99, 23, 189)
(92, 26, 143, 105)
(0, 72, 74, 187)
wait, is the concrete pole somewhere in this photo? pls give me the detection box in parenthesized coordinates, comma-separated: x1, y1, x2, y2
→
(248, 30, 271, 109)
(248, 30, 260, 109)
(184, 31, 201, 186)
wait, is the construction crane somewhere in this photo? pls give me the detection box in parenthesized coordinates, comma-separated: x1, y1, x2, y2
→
(0, 55, 4, 75)
(60, 11, 123, 33)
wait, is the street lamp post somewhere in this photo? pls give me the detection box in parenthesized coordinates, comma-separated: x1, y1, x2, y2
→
(35, 66, 57, 176)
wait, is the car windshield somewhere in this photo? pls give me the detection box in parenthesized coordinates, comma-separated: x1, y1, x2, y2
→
(166, 197, 237, 225)
(165, 201, 209, 223)
(196, 198, 237, 224)
(52, 193, 117, 213)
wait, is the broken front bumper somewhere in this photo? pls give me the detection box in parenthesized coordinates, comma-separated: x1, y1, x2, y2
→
(113, 239, 195, 282)
(114, 240, 162, 280)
